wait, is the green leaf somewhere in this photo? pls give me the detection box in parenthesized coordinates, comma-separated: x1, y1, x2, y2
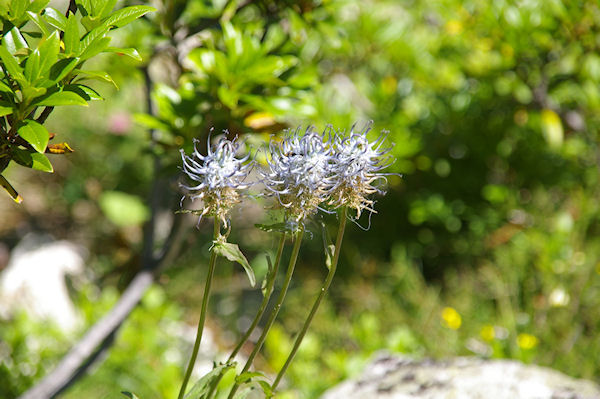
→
(96, 0, 117, 18)
(17, 120, 49, 153)
(43, 7, 67, 31)
(33, 90, 88, 107)
(9, 0, 28, 22)
(0, 81, 13, 92)
(26, 11, 50, 36)
(77, 0, 92, 15)
(27, 0, 49, 13)
(233, 371, 273, 399)
(24, 49, 41, 82)
(99, 191, 149, 226)
(11, 148, 53, 172)
(37, 31, 60, 76)
(0, 45, 26, 82)
(47, 57, 79, 85)
(0, 174, 23, 203)
(102, 5, 154, 29)
(120, 392, 140, 399)
(22, 86, 46, 99)
(217, 86, 238, 109)
(79, 35, 111, 60)
(213, 240, 256, 287)
(64, 12, 80, 57)
(183, 363, 235, 399)
(0, 105, 12, 117)
(103, 47, 141, 61)
(64, 84, 103, 100)
(3, 27, 29, 54)
(72, 69, 117, 88)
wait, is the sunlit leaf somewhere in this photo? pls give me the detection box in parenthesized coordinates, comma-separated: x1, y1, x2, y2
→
(33, 90, 88, 107)
(103, 47, 141, 61)
(183, 363, 235, 399)
(43, 7, 67, 31)
(213, 239, 256, 287)
(11, 148, 53, 172)
(102, 5, 154, 29)
(17, 120, 49, 153)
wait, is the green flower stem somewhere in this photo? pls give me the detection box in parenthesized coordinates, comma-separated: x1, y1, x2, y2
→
(227, 227, 305, 399)
(271, 207, 348, 391)
(177, 219, 221, 399)
(206, 233, 287, 399)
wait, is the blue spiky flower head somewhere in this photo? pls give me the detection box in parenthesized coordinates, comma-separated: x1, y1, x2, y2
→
(329, 122, 393, 219)
(180, 134, 252, 226)
(262, 126, 335, 221)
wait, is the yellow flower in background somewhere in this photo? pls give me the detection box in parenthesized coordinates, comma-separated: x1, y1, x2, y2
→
(480, 324, 495, 341)
(517, 333, 538, 350)
(441, 307, 462, 330)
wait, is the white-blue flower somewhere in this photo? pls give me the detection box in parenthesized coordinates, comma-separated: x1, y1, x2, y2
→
(262, 127, 335, 221)
(180, 135, 252, 225)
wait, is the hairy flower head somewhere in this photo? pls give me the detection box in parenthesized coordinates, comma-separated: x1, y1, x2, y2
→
(330, 122, 393, 219)
(262, 126, 335, 221)
(180, 135, 252, 226)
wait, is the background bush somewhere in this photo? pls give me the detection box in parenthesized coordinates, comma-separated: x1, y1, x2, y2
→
(1, 0, 600, 398)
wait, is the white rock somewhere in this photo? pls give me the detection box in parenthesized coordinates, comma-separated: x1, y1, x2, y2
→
(0, 234, 86, 332)
(321, 353, 600, 399)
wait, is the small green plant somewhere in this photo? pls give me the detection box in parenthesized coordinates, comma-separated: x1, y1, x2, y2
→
(161, 123, 394, 399)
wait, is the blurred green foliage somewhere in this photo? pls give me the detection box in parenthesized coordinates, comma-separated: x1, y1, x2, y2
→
(2, 0, 600, 398)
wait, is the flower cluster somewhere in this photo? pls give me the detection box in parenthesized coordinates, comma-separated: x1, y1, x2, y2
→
(261, 126, 336, 221)
(180, 123, 393, 225)
(180, 135, 252, 226)
(329, 123, 393, 218)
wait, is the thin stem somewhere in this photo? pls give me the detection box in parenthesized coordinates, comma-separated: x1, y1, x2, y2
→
(271, 207, 348, 390)
(227, 227, 305, 399)
(206, 233, 287, 399)
(178, 220, 221, 399)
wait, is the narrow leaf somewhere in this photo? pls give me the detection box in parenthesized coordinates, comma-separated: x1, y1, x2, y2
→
(3, 26, 29, 53)
(102, 5, 154, 29)
(64, 84, 103, 100)
(72, 69, 117, 88)
(64, 12, 80, 56)
(0, 174, 23, 203)
(103, 47, 141, 61)
(27, 0, 49, 13)
(47, 57, 79, 85)
(97, 0, 117, 18)
(9, 0, 28, 21)
(120, 392, 140, 399)
(33, 90, 88, 107)
(79, 36, 111, 60)
(24, 48, 41, 82)
(37, 31, 60, 76)
(0, 45, 26, 82)
(213, 240, 256, 287)
(184, 363, 235, 399)
(43, 7, 67, 31)
(17, 119, 49, 153)
(26, 11, 50, 36)
(0, 81, 13, 92)
(0, 105, 13, 117)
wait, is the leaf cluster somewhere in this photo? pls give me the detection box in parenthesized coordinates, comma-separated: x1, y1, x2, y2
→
(0, 0, 153, 202)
